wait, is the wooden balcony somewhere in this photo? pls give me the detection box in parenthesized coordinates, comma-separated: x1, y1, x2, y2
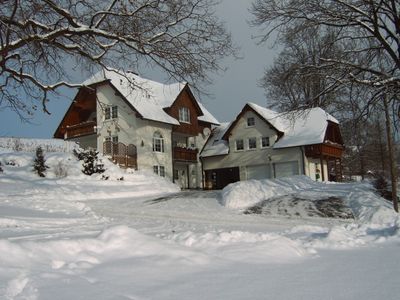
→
(65, 121, 96, 139)
(173, 147, 198, 162)
(305, 143, 344, 158)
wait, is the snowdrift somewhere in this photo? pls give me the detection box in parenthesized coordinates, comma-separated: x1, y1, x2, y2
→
(222, 175, 399, 225)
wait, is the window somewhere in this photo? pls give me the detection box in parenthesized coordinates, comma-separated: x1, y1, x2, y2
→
(261, 137, 270, 148)
(153, 166, 159, 174)
(159, 166, 165, 177)
(105, 107, 111, 120)
(111, 106, 118, 118)
(105, 106, 118, 120)
(153, 132, 165, 152)
(153, 165, 165, 177)
(112, 136, 118, 144)
(248, 137, 257, 150)
(236, 139, 244, 151)
(247, 117, 255, 127)
(179, 107, 190, 123)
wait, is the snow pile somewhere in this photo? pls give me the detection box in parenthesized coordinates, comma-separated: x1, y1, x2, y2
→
(223, 175, 399, 228)
(167, 230, 309, 264)
(222, 175, 318, 209)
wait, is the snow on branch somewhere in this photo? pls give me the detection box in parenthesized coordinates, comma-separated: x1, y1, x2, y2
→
(0, 0, 235, 117)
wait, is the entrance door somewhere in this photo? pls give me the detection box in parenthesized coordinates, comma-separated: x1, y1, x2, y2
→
(174, 165, 188, 189)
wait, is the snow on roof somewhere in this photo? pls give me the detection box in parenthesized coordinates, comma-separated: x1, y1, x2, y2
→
(272, 106, 339, 148)
(245, 103, 339, 148)
(247, 103, 288, 132)
(200, 122, 231, 157)
(83, 69, 218, 125)
(202, 103, 340, 155)
(197, 102, 220, 125)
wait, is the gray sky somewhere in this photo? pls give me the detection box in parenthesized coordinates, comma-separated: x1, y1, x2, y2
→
(0, 0, 276, 138)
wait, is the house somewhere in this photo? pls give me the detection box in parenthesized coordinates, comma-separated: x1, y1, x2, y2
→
(200, 102, 344, 189)
(54, 69, 219, 189)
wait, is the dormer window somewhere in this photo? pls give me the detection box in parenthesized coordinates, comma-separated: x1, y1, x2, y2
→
(247, 117, 255, 127)
(179, 107, 190, 123)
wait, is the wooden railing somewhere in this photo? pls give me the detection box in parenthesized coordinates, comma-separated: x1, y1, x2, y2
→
(66, 121, 96, 138)
(173, 147, 198, 162)
(305, 143, 343, 158)
(103, 141, 137, 169)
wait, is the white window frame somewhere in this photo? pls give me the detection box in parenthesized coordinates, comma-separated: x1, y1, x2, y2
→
(153, 132, 165, 153)
(105, 106, 118, 120)
(247, 117, 255, 127)
(179, 107, 190, 123)
(261, 136, 270, 148)
(153, 165, 165, 177)
(235, 139, 244, 151)
(248, 137, 257, 150)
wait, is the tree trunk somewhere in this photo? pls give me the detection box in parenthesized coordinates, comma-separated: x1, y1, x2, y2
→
(383, 95, 399, 212)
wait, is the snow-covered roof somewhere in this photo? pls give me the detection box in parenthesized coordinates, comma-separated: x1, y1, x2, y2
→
(248, 102, 338, 148)
(201, 103, 339, 156)
(83, 69, 219, 125)
(200, 122, 231, 157)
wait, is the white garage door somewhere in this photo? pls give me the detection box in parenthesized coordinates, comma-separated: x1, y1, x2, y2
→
(274, 161, 299, 178)
(247, 164, 271, 180)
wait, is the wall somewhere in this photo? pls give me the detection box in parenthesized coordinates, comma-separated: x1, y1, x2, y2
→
(95, 84, 173, 179)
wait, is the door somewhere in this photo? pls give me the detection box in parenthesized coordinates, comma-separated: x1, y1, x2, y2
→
(246, 164, 271, 180)
(205, 167, 240, 189)
(174, 165, 188, 189)
(274, 161, 299, 178)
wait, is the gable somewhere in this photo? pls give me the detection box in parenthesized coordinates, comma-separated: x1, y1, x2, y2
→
(222, 104, 282, 141)
(54, 87, 97, 138)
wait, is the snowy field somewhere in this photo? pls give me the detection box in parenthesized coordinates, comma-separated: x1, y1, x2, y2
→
(0, 149, 399, 299)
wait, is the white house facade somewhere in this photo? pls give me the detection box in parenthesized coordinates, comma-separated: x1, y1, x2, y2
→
(200, 103, 344, 189)
(54, 70, 219, 189)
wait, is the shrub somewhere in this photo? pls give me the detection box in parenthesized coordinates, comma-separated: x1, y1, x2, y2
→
(33, 146, 49, 177)
(373, 174, 392, 200)
(74, 148, 105, 175)
(0, 162, 3, 173)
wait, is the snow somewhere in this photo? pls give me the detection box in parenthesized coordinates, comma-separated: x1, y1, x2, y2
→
(1, 147, 400, 299)
(248, 102, 339, 148)
(83, 69, 219, 125)
(200, 122, 231, 157)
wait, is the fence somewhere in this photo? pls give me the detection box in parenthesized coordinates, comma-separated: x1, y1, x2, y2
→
(103, 141, 137, 169)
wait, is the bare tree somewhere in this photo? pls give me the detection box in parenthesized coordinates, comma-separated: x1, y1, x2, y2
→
(251, 0, 399, 211)
(0, 0, 235, 118)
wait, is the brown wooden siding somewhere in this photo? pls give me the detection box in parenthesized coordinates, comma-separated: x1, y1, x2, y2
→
(65, 121, 96, 139)
(55, 88, 97, 138)
(166, 88, 202, 136)
(173, 147, 198, 162)
(305, 143, 344, 158)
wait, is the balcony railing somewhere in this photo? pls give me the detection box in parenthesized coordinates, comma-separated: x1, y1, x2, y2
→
(173, 147, 198, 162)
(305, 143, 343, 158)
(65, 121, 96, 139)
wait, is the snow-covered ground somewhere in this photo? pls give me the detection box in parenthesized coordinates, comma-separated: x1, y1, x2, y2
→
(0, 149, 399, 299)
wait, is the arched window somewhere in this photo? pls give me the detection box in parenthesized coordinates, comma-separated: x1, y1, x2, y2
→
(153, 132, 164, 152)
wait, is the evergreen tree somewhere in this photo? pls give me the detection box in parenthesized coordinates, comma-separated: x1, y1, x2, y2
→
(74, 148, 105, 176)
(33, 146, 49, 177)
(0, 162, 3, 173)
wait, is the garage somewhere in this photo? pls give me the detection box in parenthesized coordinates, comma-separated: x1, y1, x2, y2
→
(274, 161, 299, 178)
(246, 164, 271, 180)
(204, 167, 240, 190)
